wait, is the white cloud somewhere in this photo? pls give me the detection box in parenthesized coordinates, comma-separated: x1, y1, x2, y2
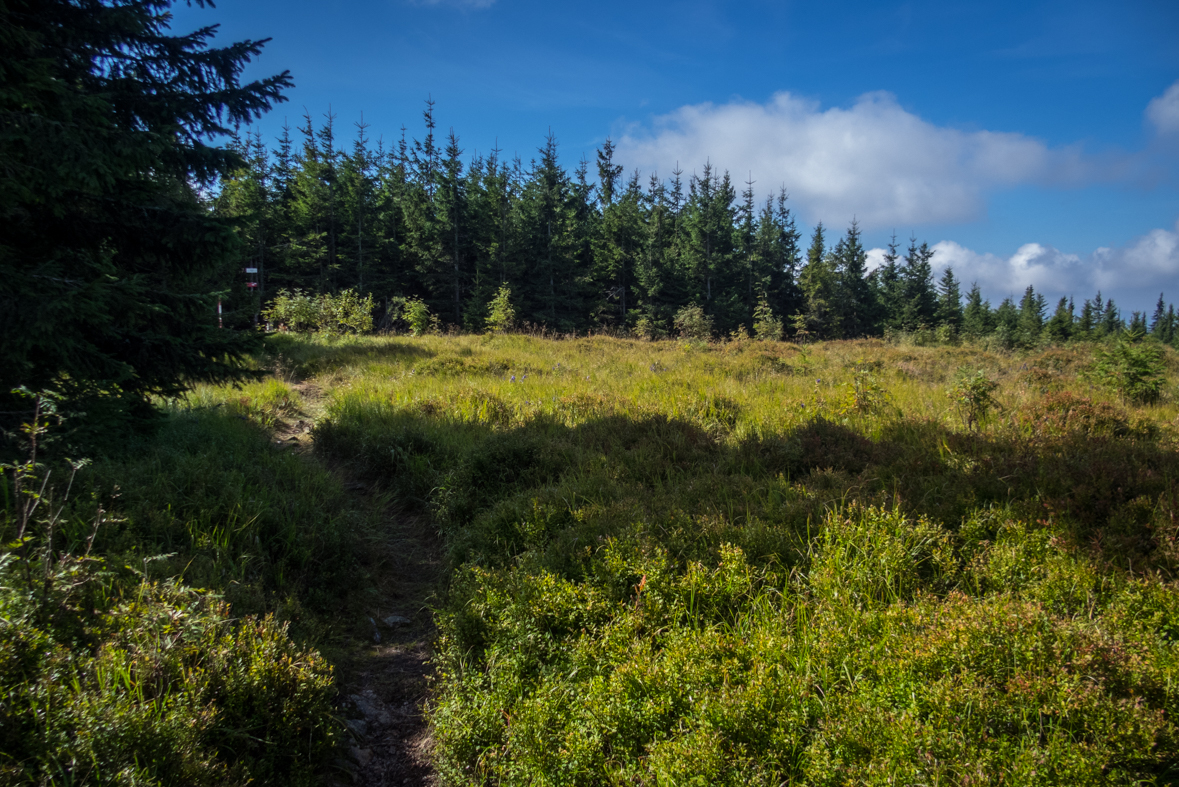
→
(1147, 80, 1179, 136)
(876, 218, 1179, 311)
(929, 241, 1083, 300)
(616, 91, 1095, 228)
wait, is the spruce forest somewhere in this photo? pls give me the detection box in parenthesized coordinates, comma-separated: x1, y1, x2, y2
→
(215, 104, 1179, 346)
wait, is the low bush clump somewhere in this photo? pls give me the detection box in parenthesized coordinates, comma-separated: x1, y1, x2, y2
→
(263, 288, 374, 335)
(0, 569, 337, 786)
(2, 388, 360, 785)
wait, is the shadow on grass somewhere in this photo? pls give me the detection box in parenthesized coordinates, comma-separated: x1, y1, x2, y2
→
(314, 397, 1179, 580)
(263, 333, 436, 379)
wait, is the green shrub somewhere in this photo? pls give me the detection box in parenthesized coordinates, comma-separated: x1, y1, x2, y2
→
(752, 296, 783, 341)
(947, 367, 1001, 430)
(485, 284, 516, 334)
(1, 402, 341, 786)
(1093, 327, 1165, 404)
(839, 368, 892, 416)
(404, 296, 439, 337)
(0, 573, 337, 787)
(263, 288, 373, 335)
(633, 312, 666, 341)
(674, 304, 713, 341)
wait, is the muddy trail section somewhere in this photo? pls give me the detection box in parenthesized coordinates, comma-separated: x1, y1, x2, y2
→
(277, 382, 442, 787)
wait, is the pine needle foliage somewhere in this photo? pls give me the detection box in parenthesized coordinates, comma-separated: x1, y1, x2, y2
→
(0, 0, 292, 437)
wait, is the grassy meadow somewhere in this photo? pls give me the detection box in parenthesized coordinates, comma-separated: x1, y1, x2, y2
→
(6, 330, 1179, 784)
(288, 331, 1179, 785)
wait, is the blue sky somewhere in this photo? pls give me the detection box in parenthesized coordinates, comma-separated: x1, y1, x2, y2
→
(176, 0, 1179, 312)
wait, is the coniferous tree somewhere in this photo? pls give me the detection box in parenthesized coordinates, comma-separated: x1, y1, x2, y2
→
(962, 283, 992, 338)
(596, 138, 624, 208)
(338, 116, 380, 292)
(681, 164, 739, 331)
(869, 234, 904, 332)
(595, 141, 644, 328)
(1101, 296, 1122, 336)
(317, 111, 342, 287)
(465, 148, 522, 328)
(634, 171, 690, 335)
(797, 223, 839, 339)
(833, 220, 875, 337)
(899, 237, 937, 330)
(434, 129, 470, 324)
(935, 267, 964, 335)
(1045, 297, 1074, 343)
(1077, 296, 1098, 340)
(286, 111, 338, 290)
(1, 0, 291, 429)
(1017, 285, 1046, 346)
(569, 158, 599, 326)
(517, 133, 585, 331)
(736, 174, 759, 327)
(216, 129, 274, 322)
(747, 189, 803, 335)
(266, 120, 298, 289)
(1150, 294, 1171, 340)
(365, 126, 412, 308)
(994, 297, 1020, 348)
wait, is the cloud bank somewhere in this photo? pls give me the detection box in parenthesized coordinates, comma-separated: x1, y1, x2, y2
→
(616, 91, 1099, 229)
(874, 218, 1179, 312)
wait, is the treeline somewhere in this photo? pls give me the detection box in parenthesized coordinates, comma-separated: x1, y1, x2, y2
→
(215, 102, 1179, 344)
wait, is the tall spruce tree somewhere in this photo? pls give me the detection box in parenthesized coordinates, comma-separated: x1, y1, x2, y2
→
(899, 237, 937, 330)
(286, 112, 336, 289)
(594, 141, 643, 327)
(962, 282, 992, 338)
(517, 133, 585, 331)
(1045, 297, 1074, 343)
(465, 147, 523, 327)
(1, 0, 291, 430)
(216, 129, 273, 322)
(994, 297, 1020, 348)
(1101, 296, 1122, 336)
(596, 138, 624, 208)
(935, 267, 964, 334)
(870, 233, 903, 331)
(1150, 294, 1171, 339)
(833, 220, 874, 337)
(434, 129, 470, 324)
(747, 189, 802, 335)
(1078, 293, 1100, 339)
(338, 116, 379, 292)
(1017, 285, 1046, 346)
(798, 223, 839, 339)
(681, 164, 738, 331)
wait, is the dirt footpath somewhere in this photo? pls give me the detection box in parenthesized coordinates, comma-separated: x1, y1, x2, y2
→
(280, 382, 442, 787)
